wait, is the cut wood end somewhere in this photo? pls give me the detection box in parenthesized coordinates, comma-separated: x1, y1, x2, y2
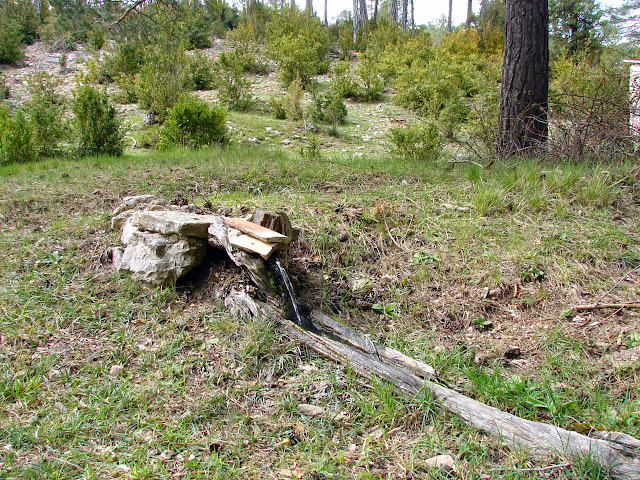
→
(225, 217, 291, 244)
(228, 228, 279, 259)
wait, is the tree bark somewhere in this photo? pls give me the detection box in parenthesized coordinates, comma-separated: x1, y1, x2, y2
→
(306, 0, 313, 15)
(448, 0, 453, 32)
(410, 0, 415, 33)
(373, 0, 379, 22)
(497, 0, 549, 155)
(467, 0, 473, 28)
(401, 0, 408, 32)
(391, 0, 398, 24)
(324, 0, 328, 25)
(353, 0, 360, 43)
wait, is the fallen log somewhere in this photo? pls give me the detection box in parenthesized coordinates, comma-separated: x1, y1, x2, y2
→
(278, 314, 640, 480)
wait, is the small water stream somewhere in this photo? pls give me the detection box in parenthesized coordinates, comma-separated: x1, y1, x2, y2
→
(273, 257, 314, 330)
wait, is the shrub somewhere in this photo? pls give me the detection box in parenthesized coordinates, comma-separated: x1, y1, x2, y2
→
(0, 20, 25, 64)
(216, 51, 255, 111)
(330, 61, 359, 98)
(269, 96, 287, 120)
(0, 105, 35, 165)
(309, 91, 347, 127)
(160, 96, 227, 149)
(0, 73, 9, 99)
(549, 55, 632, 161)
(284, 76, 304, 121)
(71, 84, 123, 156)
(388, 122, 443, 161)
(227, 24, 269, 74)
(134, 44, 189, 122)
(266, 5, 329, 85)
(354, 57, 384, 102)
(25, 72, 67, 158)
(187, 50, 216, 91)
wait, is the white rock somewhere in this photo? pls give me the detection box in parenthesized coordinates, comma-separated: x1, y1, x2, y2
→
(109, 365, 123, 376)
(131, 211, 220, 238)
(118, 231, 206, 286)
(112, 195, 158, 215)
(297, 404, 324, 417)
(424, 454, 458, 474)
(121, 220, 138, 245)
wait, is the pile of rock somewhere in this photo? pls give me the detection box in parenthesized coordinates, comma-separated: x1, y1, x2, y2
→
(110, 195, 295, 289)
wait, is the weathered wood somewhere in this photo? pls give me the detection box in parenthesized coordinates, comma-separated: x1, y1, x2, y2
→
(574, 303, 640, 312)
(278, 316, 640, 480)
(228, 228, 279, 260)
(252, 209, 295, 266)
(208, 217, 274, 295)
(312, 311, 435, 379)
(225, 218, 291, 244)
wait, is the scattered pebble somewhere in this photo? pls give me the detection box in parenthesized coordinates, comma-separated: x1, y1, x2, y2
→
(109, 365, 123, 376)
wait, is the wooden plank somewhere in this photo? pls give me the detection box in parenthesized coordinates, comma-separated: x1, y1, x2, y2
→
(228, 228, 279, 260)
(225, 218, 291, 244)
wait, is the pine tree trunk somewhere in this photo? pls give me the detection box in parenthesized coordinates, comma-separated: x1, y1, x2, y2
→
(497, 0, 549, 155)
(467, 0, 473, 28)
(353, 0, 359, 42)
(374, 0, 379, 22)
(410, 0, 415, 32)
(448, 0, 453, 32)
(401, 0, 408, 32)
(391, 0, 398, 24)
(306, 0, 313, 14)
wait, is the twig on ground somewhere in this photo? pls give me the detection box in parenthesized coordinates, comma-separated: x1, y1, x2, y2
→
(514, 463, 572, 473)
(573, 302, 640, 312)
(593, 265, 640, 305)
(382, 215, 407, 252)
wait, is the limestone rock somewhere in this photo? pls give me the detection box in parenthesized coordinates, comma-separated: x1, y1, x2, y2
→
(131, 210, 220, 238)
(112, 195, 158, 216)
(118, 230, 206, 286)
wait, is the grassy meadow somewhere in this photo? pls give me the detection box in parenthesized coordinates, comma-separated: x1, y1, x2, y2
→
(0, 146, 639, 479)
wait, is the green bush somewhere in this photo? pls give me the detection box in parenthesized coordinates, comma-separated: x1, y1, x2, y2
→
(266, 5, 329, 85)
(216, 51, 255, 111)
(284, 76, 304, 121)
(309, 91, 347, 127)
(354, 57, 384, 102)
(0, 0, 39, 63)
(71, 84, 123, 156)
(25, 72, 67, 158)
(134, 44, 189, 122)
(0, 105, 35, 165)
(330, 61, 359, 98)
(388, 122, 443, 161)
(160, 96, 227, 149)
(0, 20, 26, 64)
(269, 96, 287, 120)
(187, 50, 216, 91)
(227, 24, 269, 74)
(0, 73, 9, 99)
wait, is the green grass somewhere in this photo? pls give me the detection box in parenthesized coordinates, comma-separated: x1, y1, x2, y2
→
(0, 146, 639, 478)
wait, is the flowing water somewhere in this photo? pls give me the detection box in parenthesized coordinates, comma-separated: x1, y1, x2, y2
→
(273, 258, 312, 329)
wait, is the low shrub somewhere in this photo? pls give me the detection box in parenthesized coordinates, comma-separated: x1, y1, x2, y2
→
(134, 44, 189, 122)
(330, 61, 359, 98)
(0, 105, 34, 165)
(187, 50, 216, 91)
(354, 57, 384, 102)
(160, 96, 227, 149)
(284, 76, 304, 121)
(269, 96, 287, 120)
(0, 73, 9, 99)
(216, 51, 255, 111)
(388, 122, 443, 161)
(309, 90, 347, 127)
(71, 84, 123, 156)
(26, 72, 66, 158)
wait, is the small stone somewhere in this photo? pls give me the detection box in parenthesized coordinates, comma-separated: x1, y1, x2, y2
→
(281, 139, 291, 145)
(109, 365, 123, 376)
(187, 454, 196, 461)
(297, 404, 324, 417)
(424, 454, 458, 474)
(117, 464, 130, 472)
(160, 450, 174, 461)
(147, 449, 159, 457)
